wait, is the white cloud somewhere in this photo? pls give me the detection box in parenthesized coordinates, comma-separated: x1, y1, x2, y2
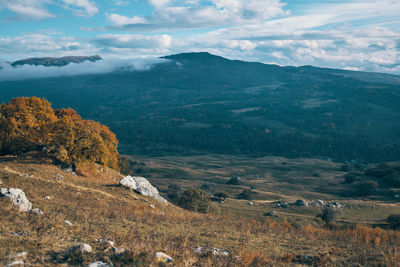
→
(107, 13, 147, 26)
(0, 57, 169, 81)
(1, 0, 55, 21)
(62, 0, 99, 17)
(108, 0, 288, 30)
(94, 34, 172, 49)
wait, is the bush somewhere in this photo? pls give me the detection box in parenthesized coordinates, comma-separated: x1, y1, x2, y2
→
(317, 208, 338, 225)
(177, 188, 211, 213)
(386, 214, 400, 229)
(0, 97, 119, 170)
(227, 176, 240, 185)
(344, 174, 359, 184)
(353, 181, 379, 196)
(118, 155, 134, 176)
(365, 168, 394, 179)
(383, 174, 400, 187)
(237, 189, 255, 200)
(167, 184, 183, 202)
(214, 191, 230, 200)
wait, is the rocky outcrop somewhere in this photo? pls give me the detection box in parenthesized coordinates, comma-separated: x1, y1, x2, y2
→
(87, 261, 113, 267)
(194, 247, 230, 257)
(119, 176, 167, 203)
(11, 55, 102, 67)
(0, 188, 32, 212)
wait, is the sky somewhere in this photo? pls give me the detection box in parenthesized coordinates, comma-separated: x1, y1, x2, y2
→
(0, 0, 399, 74)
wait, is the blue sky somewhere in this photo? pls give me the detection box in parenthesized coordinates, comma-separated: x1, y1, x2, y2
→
(0, 0, 399, 74)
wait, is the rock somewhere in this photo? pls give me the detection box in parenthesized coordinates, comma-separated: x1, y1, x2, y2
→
(0, 188, 32, 212)
(219, 200, 224, 204)
(44, 196, 51, 200)
(294, 199, 308, 207)
(54, 174, 64, 181)
(119, 176, 167, 203)
(264, 211, 278, 217)
(149, 204, 155, 209)
(31, 208, 43, 215)
(87, 261, 114, 267)
(6, 260, 24, 266)
(274, 201, 288, 208)
(65, 220, 73, 226)
(248, 201, 254, 206)
(317, 200, 324, 205)
(6, 252, 27, 267)
(8, 251, 28, 261)
(69, 243, 93, 254)
(154, 252, 173, 263)
(194, 247, 230, 257)
(112, 247, 126, 255)
(61, 165, 76, 175)
(326, 201, 341, 208)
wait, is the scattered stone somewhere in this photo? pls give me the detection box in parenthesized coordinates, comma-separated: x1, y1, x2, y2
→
(95, 238, 115, 248)
(149, 204, 155, 209)
(8, 252, 28, 261)
(10, 232, 27, 237)
(0, 188, 32, 212)
(119, 176, 167, 203)
(69, 243, 93, 254)
(219, 200, 224, 204)
(23, 174, 33, 178)
(6, 260, 24, 266)
(87, 261, 114, 267)
(65, 220, 73, 226)
(248, 201, 254, 206)
(194, 247, 230, 257)
(326, 201, 341, 208)
(154, 252, 173, 263)
(317, 200, 324, 205)
(54, 174, 64, 181)
(226, 176, 241, 185)
(112, 247, 126, 256)
(264, 211, 278, 217)
(31, 208, 43, 215)
(274, 201, 288, 208)
(44, 196, 51, 200)
(294, 199, 308, 207)
(61, 165, 76, 175)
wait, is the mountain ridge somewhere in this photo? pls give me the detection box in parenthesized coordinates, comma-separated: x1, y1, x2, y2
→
(11, 55, 102, 67)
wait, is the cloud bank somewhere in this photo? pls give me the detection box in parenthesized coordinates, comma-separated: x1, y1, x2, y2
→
(0, 57, 168, 81)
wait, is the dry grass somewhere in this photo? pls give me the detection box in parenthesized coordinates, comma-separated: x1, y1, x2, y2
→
(0, 154, 399, 266)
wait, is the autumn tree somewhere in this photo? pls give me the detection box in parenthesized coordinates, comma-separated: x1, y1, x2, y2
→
(0, 97, 119, 170)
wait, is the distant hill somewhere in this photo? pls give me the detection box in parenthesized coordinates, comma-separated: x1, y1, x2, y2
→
(11, 55, 102, 67)
(1, 52, 400, 161)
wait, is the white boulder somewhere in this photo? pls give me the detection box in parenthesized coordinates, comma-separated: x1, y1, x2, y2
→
(87, 261, 113, 267)
(0, 188, 32, 212)
(154, 252, 173, 263)
(119, 176, 167, 203)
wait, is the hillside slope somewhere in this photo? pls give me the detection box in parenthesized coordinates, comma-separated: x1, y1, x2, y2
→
(1, 155, 400, 266)
(0, 53, 399, 161)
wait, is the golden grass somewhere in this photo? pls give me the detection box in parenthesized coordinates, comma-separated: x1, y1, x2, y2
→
(0, 155, 399, 266)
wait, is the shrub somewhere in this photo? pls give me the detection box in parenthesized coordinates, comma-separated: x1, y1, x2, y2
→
(344, 173, 359, 184)
(0, 97, 119, 170)
(227, 176, 240, 185)
(317, 208, 338, 225)
(167, 184, 183, 202)
(353, 181, 379, 196)
(237, 189, 255, 200)
(214, 191, 230, 200)
(386, 214, 400, 229)
(177, 188, 211, 213)
(118, 155, 134, 176)
(365, 168, 394, 179)
(383, 174, 400, 187)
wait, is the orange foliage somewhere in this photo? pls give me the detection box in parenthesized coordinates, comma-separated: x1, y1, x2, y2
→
(0, 97, 119, 170)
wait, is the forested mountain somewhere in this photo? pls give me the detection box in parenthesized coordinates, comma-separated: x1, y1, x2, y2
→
(1, 52, 400, 161)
